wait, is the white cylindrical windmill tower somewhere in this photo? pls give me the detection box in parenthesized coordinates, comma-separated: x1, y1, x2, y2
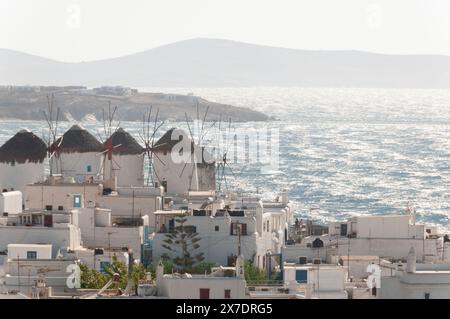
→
(50, 124, 103, 183)
(103, 128, 145, 187)
(0, 129, 47, 193)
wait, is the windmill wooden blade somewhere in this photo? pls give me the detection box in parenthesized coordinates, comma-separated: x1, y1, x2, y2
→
(179, 161, 188, 178)
(112, 158, 121, 169)
(185, 112, 195, 141)
(153, 152, 166, 166)
(226, 162, 237, 180)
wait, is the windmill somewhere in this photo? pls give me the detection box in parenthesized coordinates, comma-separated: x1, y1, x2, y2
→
(215, 116, 238, 193)
(96, 102, 122, 181)
(179, 102, 218, 192)
(138, 106, 166, 187)
(42, 94, 63, 176)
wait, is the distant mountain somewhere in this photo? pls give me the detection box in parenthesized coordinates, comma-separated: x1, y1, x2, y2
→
(1, 38, 450, 88)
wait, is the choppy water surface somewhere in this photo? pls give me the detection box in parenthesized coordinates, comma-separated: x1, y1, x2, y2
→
(2, 87, 450, 231)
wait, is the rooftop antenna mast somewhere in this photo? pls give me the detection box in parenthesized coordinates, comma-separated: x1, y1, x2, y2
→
(139, 106, 166, 187)
(42, 94, 63, 176)
(96, 102, 122, 181)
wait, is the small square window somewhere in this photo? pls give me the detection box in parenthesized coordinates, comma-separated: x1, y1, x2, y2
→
(87, 165, 92, 172)
(58, 206, 64, 211)
(425, 293, 430, 299)
(27, 251, 37, 259)
(215, 226, 219, 231)
(224, 289, 231, 299)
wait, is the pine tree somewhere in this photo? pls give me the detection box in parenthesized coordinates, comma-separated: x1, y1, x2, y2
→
(162, 216, 205, 273)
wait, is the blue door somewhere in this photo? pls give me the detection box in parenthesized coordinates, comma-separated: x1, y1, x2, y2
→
(295, 270, 308, 283)
(73, 195, 82, 208)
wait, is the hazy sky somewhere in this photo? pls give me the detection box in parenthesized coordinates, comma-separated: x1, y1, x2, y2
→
(0, 0, 449, 62)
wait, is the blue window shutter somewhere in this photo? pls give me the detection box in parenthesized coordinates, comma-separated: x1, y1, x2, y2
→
(296, 270, 308, 283)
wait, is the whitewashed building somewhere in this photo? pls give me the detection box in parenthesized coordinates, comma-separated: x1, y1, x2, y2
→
(0, 243, 78, 294)
(76, 207, 145, 258)
(24, 179, 163, 228)
(285, 213, 446, 269)
(156, 255, 247, 299)
(50, 125, 103, 183)
(283, 263, 348, 299)
(151, 192, 295, 270)
(0, 130, 47, 193)
(379, 247, 450, 299)
(103, 128, 145, 187)
(152, 128, 216, 195)
(0, 191, 22, 215)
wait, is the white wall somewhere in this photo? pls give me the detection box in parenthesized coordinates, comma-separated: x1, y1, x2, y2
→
(380, 272, 450, 299)
(355, 215, 423, 239)
(152, 215, 259, 266)
(0, 162, 45, 194)
(0, 225, 81, 257)
(334, 237, 440, 262)
(24, 183, 100, 210)
(0, 191, 23, 214)
(2, 259, 76, 293)
(77, 208, 142, 254)
(284, 265, 348, 299)
(158, 277, 247, 299)
(7, 244, 52, 259)
(52, 152, 103, 183)
(104, 154, 145, 187)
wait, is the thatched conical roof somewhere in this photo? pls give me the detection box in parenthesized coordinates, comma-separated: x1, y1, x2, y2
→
(0, 129, 47, 164)
(107, 128, 144, 155)
(153, 128, 186, 152)
(53, 124, 103, 153)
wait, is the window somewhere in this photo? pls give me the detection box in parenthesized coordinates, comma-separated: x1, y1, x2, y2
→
(215, 225, 219, 231)
(230, 223, 247, 236)
(199, 288, 210, 299)
(266, 220, 270, 232)
(27, 251, 37, 259)
(295, 270, 308, 283)
(45, 205, 53, 211)
(184, 225, 197, 233)
(58, 205, 64, 211)
(224, 289, 231, 299)
(425, 293, 430, 299)
(87, 165, 92, 172)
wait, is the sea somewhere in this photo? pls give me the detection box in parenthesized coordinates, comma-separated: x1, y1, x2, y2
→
(2, 87, 450, 232)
